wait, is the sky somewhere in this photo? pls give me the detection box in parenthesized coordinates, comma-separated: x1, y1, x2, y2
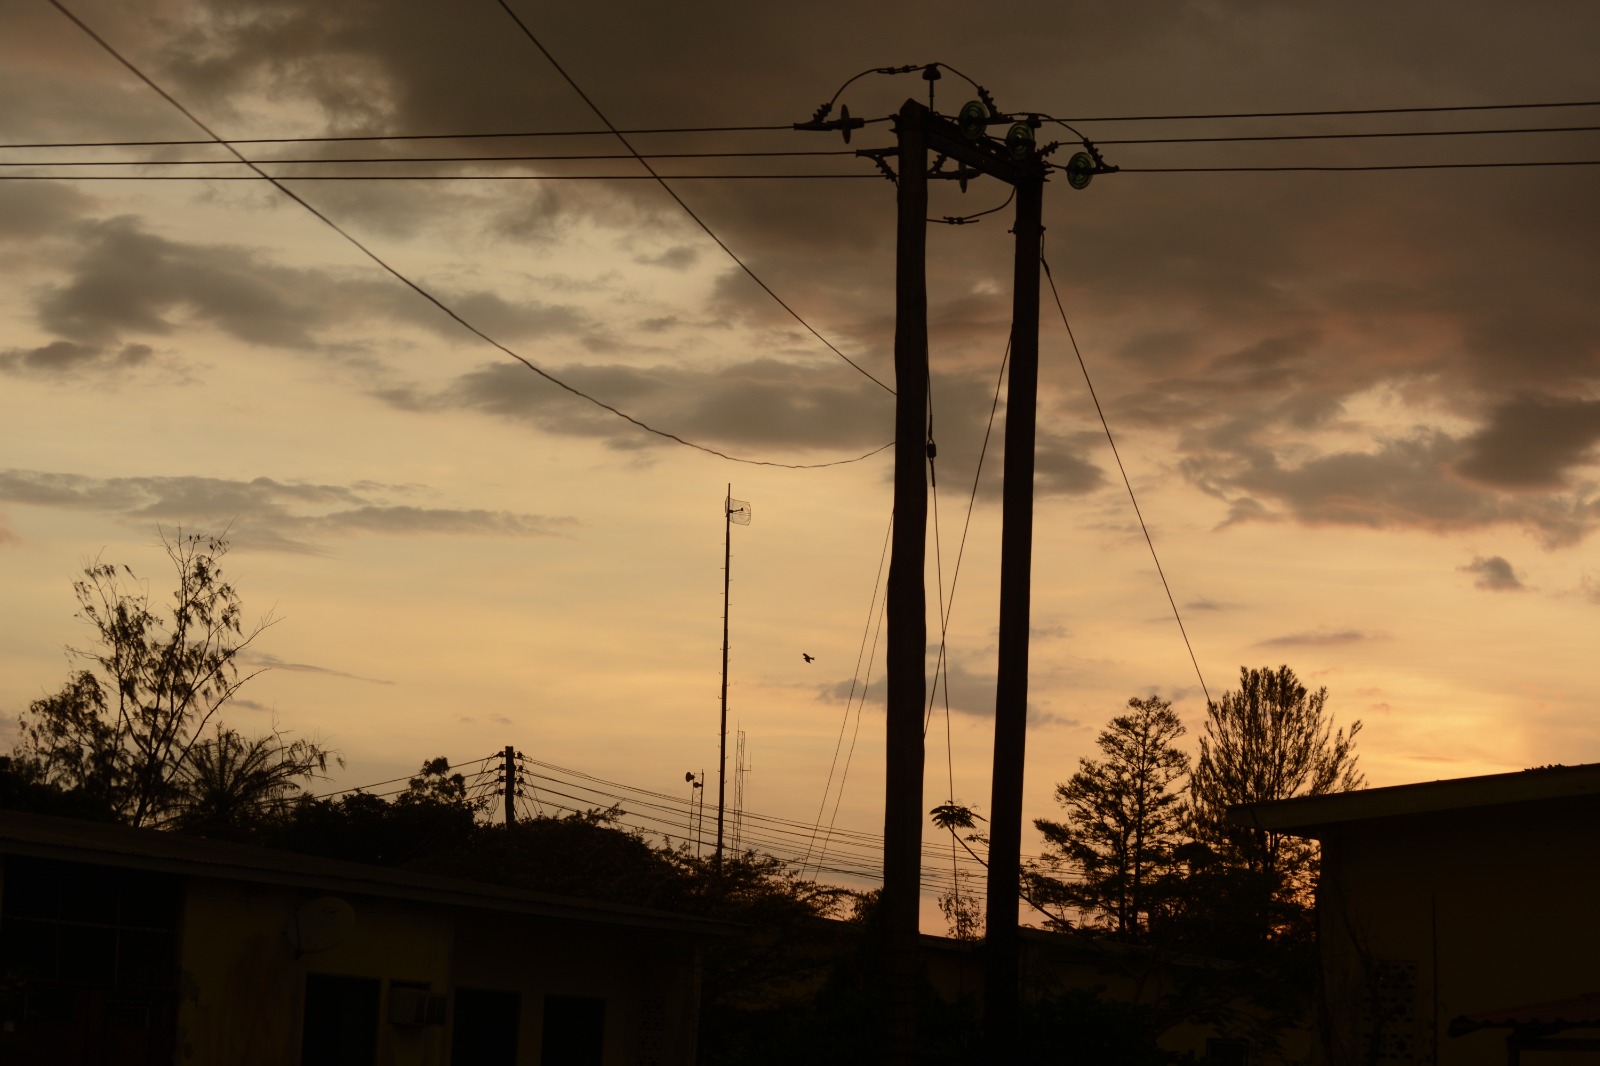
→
(2, 0, 1597, 923)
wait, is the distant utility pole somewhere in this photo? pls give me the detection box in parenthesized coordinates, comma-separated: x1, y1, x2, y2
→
(716, 488, 752, 876)
(502, 745, 517, 826)
(685, 770, 705, 856)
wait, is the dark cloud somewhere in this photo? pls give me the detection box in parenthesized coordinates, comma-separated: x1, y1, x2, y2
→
(18, 215, 598, 370)
(1257, 630, 1376, 648)
(10, 0, 1598, 553)
(1183, 428, 1600, 547)
(1182, 598, 1230, 612)
(1455, 396, 1600, 490)
(0, 184, 95, 240)
(0, 340, 156, 378)
(0, 469, 577, 554)
(1459, 555, 1523, 592)
(389, 356, 894, 453)
(634, 246, 699, 270)
(39, 216, 324, 348)
(238, 652, 395, 685)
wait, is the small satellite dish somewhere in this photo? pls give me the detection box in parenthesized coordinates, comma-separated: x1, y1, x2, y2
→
(294, 897, 355, 955)
(1065, 151, 1095, 190)
(958, 101, 988, 141)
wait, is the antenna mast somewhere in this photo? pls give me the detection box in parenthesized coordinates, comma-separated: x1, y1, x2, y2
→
(717, 487, 751, 875)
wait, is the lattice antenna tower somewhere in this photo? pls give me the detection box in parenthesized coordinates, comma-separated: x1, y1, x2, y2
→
(732, 729, 750, 855)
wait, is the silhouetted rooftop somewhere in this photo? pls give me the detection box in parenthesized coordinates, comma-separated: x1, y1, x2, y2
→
(1449, 991, 1600, 1036)
(1227, 761, 1600, 836)
(0, 810, 736, 937)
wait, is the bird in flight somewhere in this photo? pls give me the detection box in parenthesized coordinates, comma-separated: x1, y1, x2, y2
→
(802, 653, 815, 664)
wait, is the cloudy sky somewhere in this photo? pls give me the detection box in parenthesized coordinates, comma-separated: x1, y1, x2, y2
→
(3, 0, 1597, 919)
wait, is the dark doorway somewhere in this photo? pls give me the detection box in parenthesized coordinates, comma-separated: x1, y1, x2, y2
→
(301, 973, 380, 1066)
(540, 994, 605, 1066)
(451, 987, 520, 1066)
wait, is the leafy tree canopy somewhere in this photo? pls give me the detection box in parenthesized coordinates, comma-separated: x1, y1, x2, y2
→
(11, 530, 334, 828)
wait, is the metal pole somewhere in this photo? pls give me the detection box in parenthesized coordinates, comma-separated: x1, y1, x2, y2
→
(984, 174, 1044, 1059)
(717, 484, 732, 876)
(884, 98, 929, 1066)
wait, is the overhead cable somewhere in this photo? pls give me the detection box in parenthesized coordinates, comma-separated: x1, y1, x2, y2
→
(1040, 254, 1212, 707)
(44, 0, 889, 470)
(1060, 99, 1600, 123)
(489, 0, 894, 395)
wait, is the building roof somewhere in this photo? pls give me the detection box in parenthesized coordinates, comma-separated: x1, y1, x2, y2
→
(1227, 761, 1600, 837)
(0, 810, 736, 937)
(1449, 992, 1600, 1036)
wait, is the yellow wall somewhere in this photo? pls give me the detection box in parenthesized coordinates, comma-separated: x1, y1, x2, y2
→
(1316, 798, 1600, 1066)
(452, 909, 700, 1066)
(177, 879, 454, 1066)
(174, 877, 702, 1066)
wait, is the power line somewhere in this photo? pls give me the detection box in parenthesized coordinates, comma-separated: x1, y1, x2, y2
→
(489, 0, 894, 396)
(44, 0, 890, 471)
(1058, 99, 1600, 123)
(0, 149, 864, 165)
(1112, 159, 1600, 173)
(801, 514, 892, 870)
(0, 123, 814, 150)
(1040, 254, 1211, 707)
(316, 753, 498, 798)
(10, 97, 1593, 151)
(809, 587, 887, 880)
(1098, 123, 1600, 146)
(0, 173, 883, 181)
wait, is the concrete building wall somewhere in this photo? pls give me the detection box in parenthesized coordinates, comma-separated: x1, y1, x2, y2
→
(1315, 798, 1600, 1066)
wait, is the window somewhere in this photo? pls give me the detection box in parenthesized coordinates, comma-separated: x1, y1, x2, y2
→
(541, 994, 605, 1066)
(0, 857, 179, 1066)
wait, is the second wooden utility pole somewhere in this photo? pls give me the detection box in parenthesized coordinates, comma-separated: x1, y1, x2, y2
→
(984, 171, 1044, 1061)
(883, 98, 930, 1066)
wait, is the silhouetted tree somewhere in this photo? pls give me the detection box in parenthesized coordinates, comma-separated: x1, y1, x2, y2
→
(11, 530, 328, 827)
(1032, 696, 1189, 938)
(268, 756, 483, 864)
(172, 724, 336, 836)
(1189, 665, 1362, 938)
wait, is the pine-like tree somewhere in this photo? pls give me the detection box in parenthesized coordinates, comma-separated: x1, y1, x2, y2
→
(1189, 665, 1362, 935)
(1033, 696, 1189, 938)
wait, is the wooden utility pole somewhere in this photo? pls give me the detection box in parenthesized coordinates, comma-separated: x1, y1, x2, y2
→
(867, 97, 1051, 1064)
(883, 97, 930, 1066)
(984, 172, 1044, 1060)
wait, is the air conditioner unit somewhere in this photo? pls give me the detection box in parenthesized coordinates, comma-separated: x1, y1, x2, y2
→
(388, 987, 448, 1026)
